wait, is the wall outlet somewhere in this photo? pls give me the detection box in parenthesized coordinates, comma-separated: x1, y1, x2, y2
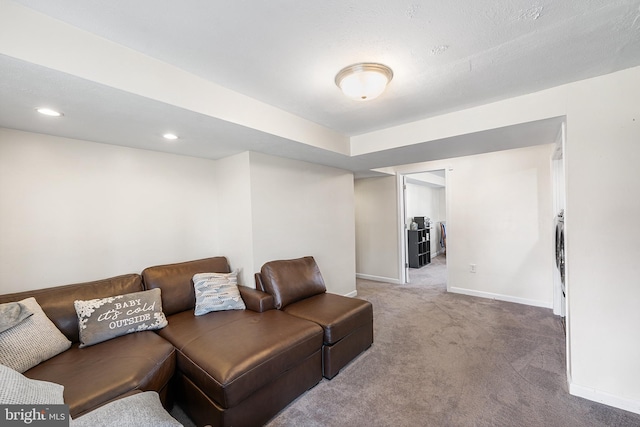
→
(470, 264, 477, 273)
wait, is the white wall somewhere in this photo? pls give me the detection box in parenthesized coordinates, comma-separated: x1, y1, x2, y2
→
(215, 152, 254, 286)
(405, 181, 446, 256)
(406, 182, 436, 224)
(249, 152, 356, 296)
(354, 176, 400, 282)
(437, 189, 446, 222)
(0, 128, 219, 292)
(565, 67, 640, 410)
(0, 129, 357, 297)
(395, 144, 555, 308)
(367, 66, 640, 413)
(448, 145, 554, 306)
(437, 188, 447, 254)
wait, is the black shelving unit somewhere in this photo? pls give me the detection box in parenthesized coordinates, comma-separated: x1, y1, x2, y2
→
(408, 228, 431, 268)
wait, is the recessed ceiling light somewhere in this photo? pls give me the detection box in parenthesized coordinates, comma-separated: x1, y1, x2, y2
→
(163, 133, 179, 140)
(36, 107, 63, 117)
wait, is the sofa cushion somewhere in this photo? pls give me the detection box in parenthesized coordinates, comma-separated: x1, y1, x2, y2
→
(142, 257, 230, 316)
(74, 288, 168, 347)
(24, 331, 175, 418)
(283, 293, 373, 344)
(0, 297, 72, 372)
(193, 271, 245, 315)
(259, 256, 327, 309)
(0, 364, 64, 405)
(158, 309, 323, 409)
(71, 391, 182, 427)
(0, 274, 144, 343)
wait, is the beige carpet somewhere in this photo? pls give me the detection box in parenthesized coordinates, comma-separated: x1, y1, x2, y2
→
(174, 255, 640, 426)
(267, 256, 640, 427)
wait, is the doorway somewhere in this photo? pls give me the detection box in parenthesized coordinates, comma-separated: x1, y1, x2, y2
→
(400, 169, 447, 285)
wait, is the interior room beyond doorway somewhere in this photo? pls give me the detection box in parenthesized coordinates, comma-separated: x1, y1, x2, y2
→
(404, 170, 447, 284)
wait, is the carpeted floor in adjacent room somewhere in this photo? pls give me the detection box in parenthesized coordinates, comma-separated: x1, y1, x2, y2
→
(174, 255, 640, 426)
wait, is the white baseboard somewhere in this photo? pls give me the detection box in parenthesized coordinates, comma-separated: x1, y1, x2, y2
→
(448, 287, 552, 309)
(344, 290, 358, 298)
(356, 273, 402, 285)
(570, 381, 640, 415)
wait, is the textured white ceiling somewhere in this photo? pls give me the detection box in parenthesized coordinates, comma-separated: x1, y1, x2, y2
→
(2, 0, 640, 172)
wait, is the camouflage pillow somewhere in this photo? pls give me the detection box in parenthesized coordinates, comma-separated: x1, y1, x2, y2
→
(193, 271, 246, 316)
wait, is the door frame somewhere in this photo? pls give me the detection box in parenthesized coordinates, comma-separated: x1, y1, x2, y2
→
(398, 169, 449, 286)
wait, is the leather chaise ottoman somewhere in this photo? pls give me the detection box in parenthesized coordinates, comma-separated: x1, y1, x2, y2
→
(142, 257, 324, 427)
(256, 256, 373, 379)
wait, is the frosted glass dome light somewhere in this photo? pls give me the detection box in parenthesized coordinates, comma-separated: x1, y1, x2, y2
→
(335, 63, 393, 101)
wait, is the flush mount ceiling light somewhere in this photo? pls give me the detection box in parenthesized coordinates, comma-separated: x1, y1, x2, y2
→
(335, 63, 393, 101)
(163, 133, 179, 140)
(36, 107, 63, 117)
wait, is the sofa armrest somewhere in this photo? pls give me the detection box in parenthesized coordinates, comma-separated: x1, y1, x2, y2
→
(238, 286, 275, 313)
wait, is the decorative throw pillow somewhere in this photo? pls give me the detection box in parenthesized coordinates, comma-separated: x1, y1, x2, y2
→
(71, 391, 182, 427)
(0, 301, 33, 333)
(0, 363, 65, 405)
(74, 288, 168, 348)
(193, 271, 246, 316)
(0, 298, 72, 373)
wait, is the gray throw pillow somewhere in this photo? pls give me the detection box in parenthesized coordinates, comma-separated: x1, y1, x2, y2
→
(193, 271, 246, 316)
(74, 288, 168, 348)
(0, 363, 65, 404)
(71, 391, 182, 427)
(0, 297, 72, 372)
(0, 302, 33, 333)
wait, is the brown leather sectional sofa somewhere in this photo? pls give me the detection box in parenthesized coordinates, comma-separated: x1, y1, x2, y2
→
(0, 274, 176, 418)
(0, 256, 373, 427)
